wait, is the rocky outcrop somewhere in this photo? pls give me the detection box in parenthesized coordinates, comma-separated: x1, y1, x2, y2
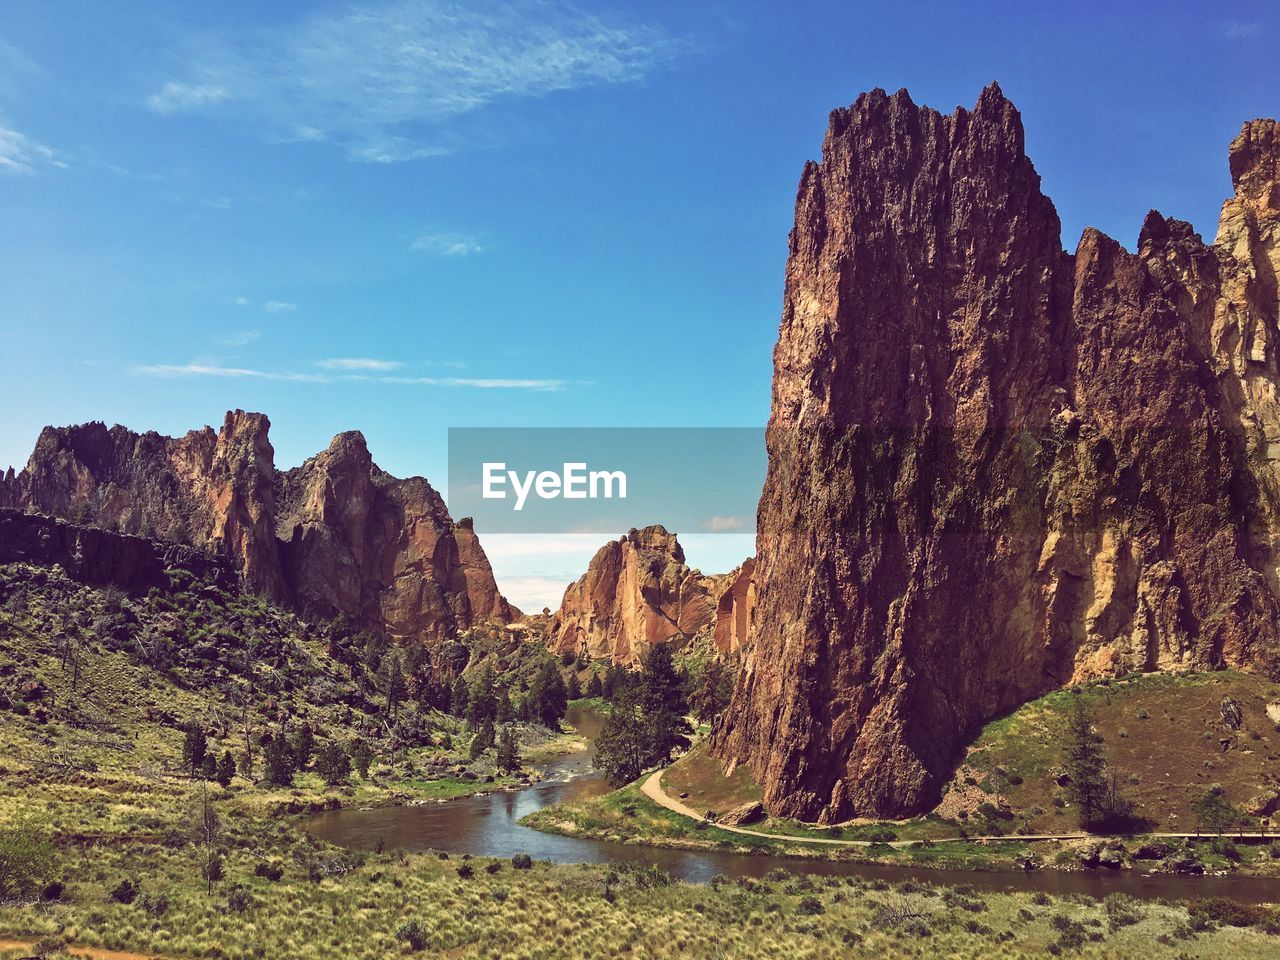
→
(717, 800, 765, 826)
(1, 411, 282, 595)
(275, 431, 516, 641)
(0, 508, 235, 593)
(715, 85, 1280, 821)
(1, 412, 513, 642)
(712, 558, 755, 655)
(453, 517, 517, 625)
(548, 525, 720, 664)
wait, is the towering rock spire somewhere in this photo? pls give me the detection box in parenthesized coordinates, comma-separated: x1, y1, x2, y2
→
(714, 89, 1280, 821)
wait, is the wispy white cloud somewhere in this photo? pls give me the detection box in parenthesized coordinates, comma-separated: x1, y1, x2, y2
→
(145, 0, 685, 161)
(481, 533, 607, 559)
(263, 300, 297, 313)
(412, 232, 484, 256)
(382, 375, 567, 390)
(700, 515, 747, 532)
(219, 331, 261, 347)
(317, 357, 402, 371)
(133, 362, 327, 382)
(0, 38, 40, 99)
(350, 137, 451, 164)
(146, 82, 231, 115)
(233, 296, 251, 307)
(1223, 20, 1262, 39)
(134, 361, 569, 390)
(492, 574, 573, 612)
(0, 122, 65, 175)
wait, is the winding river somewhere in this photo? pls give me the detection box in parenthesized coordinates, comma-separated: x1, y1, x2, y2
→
(306, 705, 1280, 903)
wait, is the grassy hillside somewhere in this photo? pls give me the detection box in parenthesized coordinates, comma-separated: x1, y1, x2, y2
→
(544, 670, 1280, 879)
(947, 671, 1280, 835)
(0, 562, 580, 835)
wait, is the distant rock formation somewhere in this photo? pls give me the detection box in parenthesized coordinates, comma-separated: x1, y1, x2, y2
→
(548, 525, 726, 665)
(0, 508, 235, 594)
(1, 411, 514, 642)
(712, 558, 755, 655)
(715, 85, 1280, 821)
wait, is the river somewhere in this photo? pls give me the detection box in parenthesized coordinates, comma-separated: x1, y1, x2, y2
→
(305, 704, 1280, 903)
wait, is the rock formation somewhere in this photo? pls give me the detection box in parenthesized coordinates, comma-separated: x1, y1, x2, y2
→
(1, 411, 514, 642)
(714, 85, 1280, 821)
(712, 558, 755, 655)
(0, 508, 235, 594)
(274, 430, 514, 640)
(548, 525, 722, 664)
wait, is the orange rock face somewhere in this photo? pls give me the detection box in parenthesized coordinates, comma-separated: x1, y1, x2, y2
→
(714, 85, 1280, 821)
(1, 411, 513, 642)
(712, 558, 755, 655)
(548, 525, 722, 665)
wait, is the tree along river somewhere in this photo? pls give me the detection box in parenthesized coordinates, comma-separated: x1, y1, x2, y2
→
(305, 704, 1280, 904)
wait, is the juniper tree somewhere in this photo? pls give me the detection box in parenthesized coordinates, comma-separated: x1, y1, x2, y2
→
(263, 734, 296, 787)
(292, 724, 314, 771)
(182, 723, 207, 778)
(639, 645, 692, 763)
(1064, 699, 1107, 824)
(450, 674, 470, 717)
(530, 661, 567, 729)
(496, 726, 520, 774)
(315, 741, 352, 786)
(349, 738, 374, 779)
(215, 750, 237, 788)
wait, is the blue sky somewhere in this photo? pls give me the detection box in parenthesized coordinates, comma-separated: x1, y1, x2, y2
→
(2, 0, 1277, 608)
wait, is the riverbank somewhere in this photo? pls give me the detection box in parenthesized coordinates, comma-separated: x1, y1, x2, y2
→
(7, 830, 1280, 959)
(523, 765, 1280, 879)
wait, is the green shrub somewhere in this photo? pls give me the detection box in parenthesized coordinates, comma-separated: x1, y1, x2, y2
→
(139, 893, 170, 917)
(227, 884, 254, 913)
(254, 861, 284, 881)
(0, 812, 57, 900)
(1103, 893, 1143, 929)
(1189, 898, 1278, 928)
(396, 918, 429, 951)
(109, 878, 139, 904)
(796, 895, 824, 915)
(511, 853, 533, 870)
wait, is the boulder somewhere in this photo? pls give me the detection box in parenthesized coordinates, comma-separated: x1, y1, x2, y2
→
(1244, 791, 1280, 817)
(718, 801, 765, 827)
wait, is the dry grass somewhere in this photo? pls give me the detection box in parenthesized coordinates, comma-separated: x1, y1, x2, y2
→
(662, 742, 762, 814)
(949, 671, 1280, 835)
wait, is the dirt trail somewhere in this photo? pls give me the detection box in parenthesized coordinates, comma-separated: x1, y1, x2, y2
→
(0, 939, 159, 960)
(641, 769, 1280, 848)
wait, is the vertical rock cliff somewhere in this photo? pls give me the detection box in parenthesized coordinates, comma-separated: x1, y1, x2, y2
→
(712, 558, 755, 655)
(714, 85, 1280, 821)
(1, 411, 514, 642)
(548, 525, 722, 664)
